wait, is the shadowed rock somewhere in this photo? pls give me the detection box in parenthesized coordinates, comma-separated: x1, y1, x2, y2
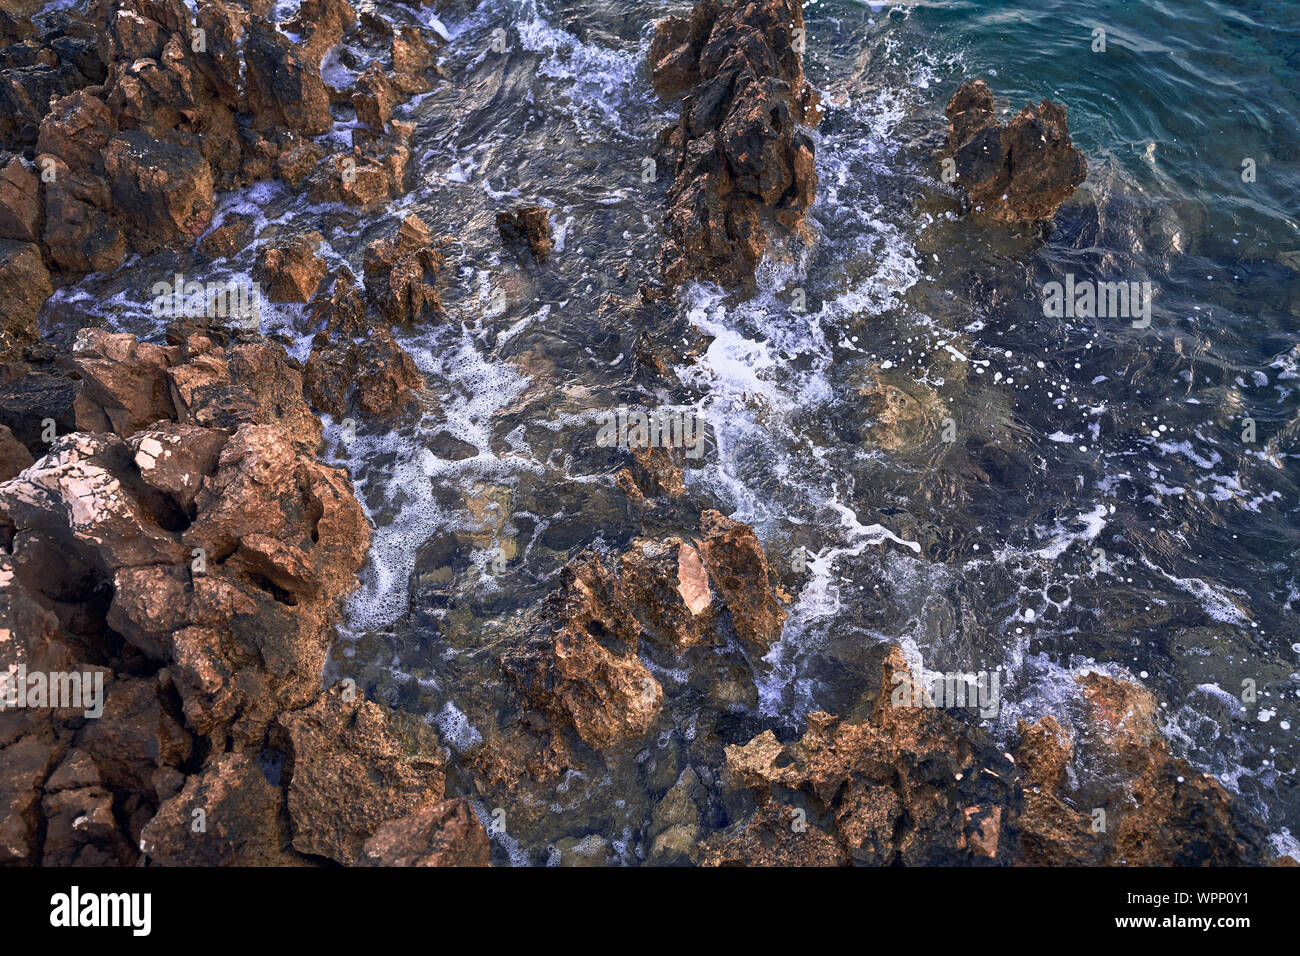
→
(649, 0, 819, 289)
(943, 79, 1087, 223)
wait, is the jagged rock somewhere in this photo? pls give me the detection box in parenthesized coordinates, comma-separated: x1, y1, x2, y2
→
(697, 509, 787, 649)
(198, 212, 256, 260)
(1015, 673, 1271, 865)
(0, 59, 86, 149)
(650, 0, 818, 288)
(361, 213, 445, 322)
(0, 154, 41, 243)
(701, 650, 1021, 866)
(0, 239, 52, 357)
(139, 752, 301, 866)
(943, 79, 1086, 223)
(0, 424, 33, 480)
(501, 552, 662, 749)
(278, 688, 448, 866)
(40, 187, 127, 274)
(276, 139, 326, 190)
(699, 648, 1274, 866)
(0, 733, 58, 864)
(0, 292, 400, 867)
(282, 0, 359, 66)
(358, 798, 491, 867)
(36, 89, 114, 179)
(390, 25, 437, 96)
(192, 1, 250, 107)
(243, 19, 333, 136)
(126, 422, 227, 510)
(254, 232, 329, 303)
(352, 62, 394, 133)
(305, 125, 413, 207)
(303, 340, 357, 418)
(620, 537, 714, 651)
(495, 205, 551, 262)
(41, 748, 135, 866)
(353, 328, 424, 419)
(71, 330, 175, 438)
(304, 266, 366, 339)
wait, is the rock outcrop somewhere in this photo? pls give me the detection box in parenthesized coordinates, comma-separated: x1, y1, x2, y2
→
(649, 0, 819, 288)
(0, 0, 445, 325)
(699, 650, 1273, 866)
(0, 329, 485, 866)
(500, 509, 788, 750)
(943, 79, 1087, 223)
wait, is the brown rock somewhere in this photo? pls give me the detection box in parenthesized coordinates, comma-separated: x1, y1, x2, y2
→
(390, 26, 436, 96)
(944, 79, 1087, 223)
(697, 509, 786, 650)
(243, 19, 333, 137)
(102, 131, 215, 252)
(0, 423, 34, 480)
(352, 62, 394, 133)
(276, 139, 326, 190)
(620, 537, 714, 651)
(0, 154, 41, 243)
(140, 753, 301, 866)
(359, 798, 491, 867)
(198, 212, 256, 260)
(72, 330, 176, 438)
(282, 0, 359, 65)
(362, 213, 444, 322)
(40, 185, 127, 274)
(650, 0, 819, 289)
(304, 266, 366, 339)
(127, 422, 227, 509)
(501, 552, 662, 749)
(255, 232, 329, 303)
(0, 239, 51, 357)
(353, 328, 424, 419)
(701, 650, 1021, 866)
(278, 688, 447, 865)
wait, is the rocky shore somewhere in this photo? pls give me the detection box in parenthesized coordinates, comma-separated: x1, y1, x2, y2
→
(0, 0, 1286, 866)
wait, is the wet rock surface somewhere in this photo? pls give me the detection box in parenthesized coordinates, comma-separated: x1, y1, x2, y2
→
(0, 328, 484, 866)
(698, 650, 1271, 866)
(943, 79, 1087, 224)
(0, 0, 1285, 872)
(0, 0, 445, 323)
(649, 0, 819, 289)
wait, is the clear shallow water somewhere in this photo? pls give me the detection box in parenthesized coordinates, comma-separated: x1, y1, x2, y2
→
(53, 0, 1300, 860)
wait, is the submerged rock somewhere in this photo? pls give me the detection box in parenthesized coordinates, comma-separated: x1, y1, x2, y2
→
(943, 79, 1087, 223)
(495, 205, 552, 262)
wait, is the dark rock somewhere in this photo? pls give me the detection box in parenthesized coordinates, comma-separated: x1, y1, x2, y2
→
(495, 205, 551, 262)
(943, 79, 1087, 223)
